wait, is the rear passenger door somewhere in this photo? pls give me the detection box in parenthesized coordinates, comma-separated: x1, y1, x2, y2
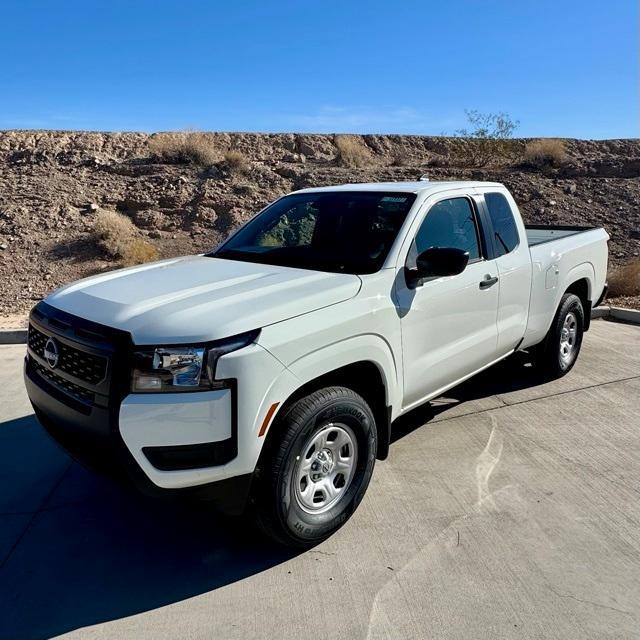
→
(481, 190, 532, 353)
(395, 194, 500, 409)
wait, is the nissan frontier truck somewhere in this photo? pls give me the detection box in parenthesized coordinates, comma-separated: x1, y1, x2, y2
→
(24, 181, 609, 547)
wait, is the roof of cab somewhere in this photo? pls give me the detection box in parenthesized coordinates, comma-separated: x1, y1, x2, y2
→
(292, 180, 504, 195)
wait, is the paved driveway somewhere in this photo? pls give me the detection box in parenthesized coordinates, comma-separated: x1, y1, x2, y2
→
(0, 320, 638, 640)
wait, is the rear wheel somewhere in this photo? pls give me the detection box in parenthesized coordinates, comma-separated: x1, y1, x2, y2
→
(535, 293, 585, 379)
(252, 386, 377, 548)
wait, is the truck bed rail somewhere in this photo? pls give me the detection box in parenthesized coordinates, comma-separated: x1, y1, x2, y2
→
(526, 224, 598, 247)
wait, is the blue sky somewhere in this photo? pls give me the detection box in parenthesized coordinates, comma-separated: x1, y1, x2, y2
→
(0, 0, 637, 138)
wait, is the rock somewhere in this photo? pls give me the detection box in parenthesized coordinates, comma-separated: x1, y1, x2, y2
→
(86, 203, 99, 212)
(548, 200, 556, 206)
(133, 210, 165, 229)
(196, 207, 217, 225)
(275, 165, 305, 179)
(564, 183, 577, 194)
(282, 152, 306, 163)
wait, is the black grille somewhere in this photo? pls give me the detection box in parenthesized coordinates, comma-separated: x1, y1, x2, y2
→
(30, 360, 96, 406)
(28, 324, 107, 385)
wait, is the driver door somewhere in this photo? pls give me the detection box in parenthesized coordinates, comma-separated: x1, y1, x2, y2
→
(395, 194, 500, 410)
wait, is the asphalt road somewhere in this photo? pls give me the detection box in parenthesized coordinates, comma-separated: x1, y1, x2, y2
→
(0, 320, 638, 640)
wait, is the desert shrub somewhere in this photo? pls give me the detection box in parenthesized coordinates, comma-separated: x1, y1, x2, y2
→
(148, 132, 217, 166)
(608, 261, 640, 298)
(121, 238, 160, 266)
(94, 210, 136, 258)
(223, 150, 249, 175)
(334, 135, 371, 168)
(94, 209, 158, 264)
(454, 110, 519, 166)
(524, 138, 567, 167)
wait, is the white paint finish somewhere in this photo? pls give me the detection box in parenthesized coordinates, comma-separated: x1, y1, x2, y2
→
(259, 270, 403, 416)
(293, 180, 504, 195)
(118, 343, 291, 489)
(545, 263, 559, 289)
(523, 227, 608, 348)
(46, 255, 362, 344)
(394, 260, 500, 408)
(120, 389, 233, 447)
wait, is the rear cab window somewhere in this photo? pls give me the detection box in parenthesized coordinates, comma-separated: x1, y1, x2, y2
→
(484, 192, 520, 256)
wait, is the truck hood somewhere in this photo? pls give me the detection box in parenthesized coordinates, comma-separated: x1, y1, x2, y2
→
(45, 256, 362, 344)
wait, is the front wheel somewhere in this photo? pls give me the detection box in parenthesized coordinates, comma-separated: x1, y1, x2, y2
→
(252, 386, 377, 548)
(535, 293, 585, 379)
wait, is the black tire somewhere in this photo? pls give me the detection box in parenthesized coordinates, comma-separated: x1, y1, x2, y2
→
(252, 386, 377, 548)
(535, 293, 585, 379)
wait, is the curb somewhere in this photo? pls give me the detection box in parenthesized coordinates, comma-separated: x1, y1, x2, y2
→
(610, 306, 640, 325)
(0, 329, 28, 345)
(592, 305, 640, 325)
(591, 305, 611, 319)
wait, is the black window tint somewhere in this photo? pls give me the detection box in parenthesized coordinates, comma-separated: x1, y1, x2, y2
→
(213, 191, 416, 274)
(485, 192, 519, 256)
(410, 197, 480, 267)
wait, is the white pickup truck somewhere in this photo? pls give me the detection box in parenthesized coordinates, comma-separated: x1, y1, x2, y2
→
(25, 180, 608, 547)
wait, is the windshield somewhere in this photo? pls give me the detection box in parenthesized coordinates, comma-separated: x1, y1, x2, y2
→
(211, 191, 416, 274)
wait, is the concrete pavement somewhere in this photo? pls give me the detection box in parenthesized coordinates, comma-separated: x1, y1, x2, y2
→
(0, 320, 638, 639)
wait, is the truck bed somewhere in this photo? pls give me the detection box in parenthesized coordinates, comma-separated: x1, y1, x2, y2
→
(525, 224, 597, 247)
(526, 225, 597, 247)
(524, 223, 609, 348)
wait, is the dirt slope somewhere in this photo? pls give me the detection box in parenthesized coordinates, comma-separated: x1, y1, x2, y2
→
(0, 131, 638, 322)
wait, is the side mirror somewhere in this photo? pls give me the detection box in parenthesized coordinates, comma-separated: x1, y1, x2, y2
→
(406, 247, 469, 287)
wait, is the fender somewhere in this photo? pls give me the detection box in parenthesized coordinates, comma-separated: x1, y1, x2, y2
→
(284, 333, 400, 415)
(255, 333, 401, 461)
(561, 262, 594, 303)
(524, 260, 595, 347)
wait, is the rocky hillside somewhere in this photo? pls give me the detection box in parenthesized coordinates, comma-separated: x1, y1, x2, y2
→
(0, 130, 638, 322)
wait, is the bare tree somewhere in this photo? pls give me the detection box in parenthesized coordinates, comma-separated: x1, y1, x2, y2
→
(455, 110, 520, 166)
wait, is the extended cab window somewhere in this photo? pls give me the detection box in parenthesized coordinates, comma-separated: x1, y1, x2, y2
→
(212, 191, 416, 274)
(485, 192, 519, 256)
(408, 197, 480, 267)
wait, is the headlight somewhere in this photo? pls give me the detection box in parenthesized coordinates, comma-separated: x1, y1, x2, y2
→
(131, 329, 260, 393)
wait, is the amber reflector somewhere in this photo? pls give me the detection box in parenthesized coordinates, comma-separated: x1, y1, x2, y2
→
(258, 402, 280, 437)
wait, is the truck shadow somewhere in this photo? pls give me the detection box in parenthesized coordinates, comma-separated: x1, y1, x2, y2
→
(391, 350, 541, 443)
(0, 352, 540, 640)
(0, 414, 297, 640)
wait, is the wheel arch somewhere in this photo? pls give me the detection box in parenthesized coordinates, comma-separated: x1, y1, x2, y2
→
(562, 267, 593, 330)
(266, 359, 393, 461)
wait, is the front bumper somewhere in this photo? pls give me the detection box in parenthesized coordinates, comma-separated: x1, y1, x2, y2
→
(24, 303, 255, 514)
(25, 359, 252, 514)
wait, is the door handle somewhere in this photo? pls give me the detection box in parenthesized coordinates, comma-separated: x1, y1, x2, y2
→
(479, 275, 499, 289)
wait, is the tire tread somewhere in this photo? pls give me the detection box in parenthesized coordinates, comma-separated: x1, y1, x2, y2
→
(253, 386, 374, 547)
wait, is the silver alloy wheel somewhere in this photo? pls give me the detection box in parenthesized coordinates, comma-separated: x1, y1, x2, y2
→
(559, 311, 578, 365)
(293, 423, 358, 514)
